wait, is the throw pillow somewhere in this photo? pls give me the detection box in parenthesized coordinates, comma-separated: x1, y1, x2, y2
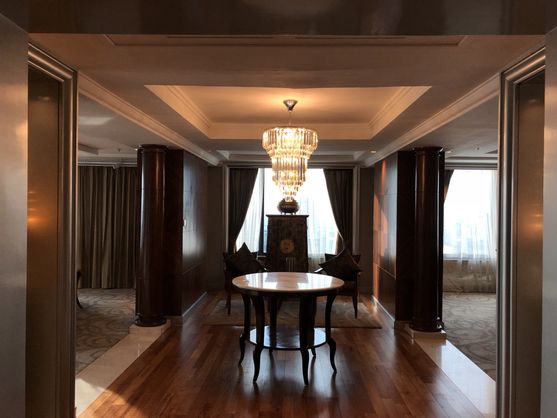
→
(319, 248, 362, 280)
(225, 243, 263, 276)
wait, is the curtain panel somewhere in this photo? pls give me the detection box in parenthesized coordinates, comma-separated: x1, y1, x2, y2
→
(77, 166, 137, 288)
(323, 169, 353, 252)
(228, 168, 258, 253)
(444, 169, 454, 202)
(235, 169, 263, 252)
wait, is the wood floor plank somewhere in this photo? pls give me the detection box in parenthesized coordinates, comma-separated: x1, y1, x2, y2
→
(80, 293, 488, 418)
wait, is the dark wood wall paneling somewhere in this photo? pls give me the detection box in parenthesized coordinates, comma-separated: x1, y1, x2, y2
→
(163, 150, 208, 316)
(358, 167, 374, 295)
(182, 152, 208, 310)
(163, 150, 184, 316)
(372, 151, 415, 320)
(205, 166, 224, 291)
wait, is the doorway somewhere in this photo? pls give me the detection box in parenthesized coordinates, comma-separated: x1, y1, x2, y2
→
(442, 168, 498, 379)
(27, 45, 77, 418)
(499, 48, 545, 417)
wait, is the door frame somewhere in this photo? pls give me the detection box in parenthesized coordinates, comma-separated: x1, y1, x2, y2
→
(498, 46, 545, 417)
(28, 43, 78, 417)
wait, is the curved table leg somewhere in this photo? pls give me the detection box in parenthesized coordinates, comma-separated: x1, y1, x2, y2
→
(252, 296, 265, 383)
(239, 293, 251, 365)
(299, 295, 316, 385)
(309, 297, 317, 357)
(325, 293, 338, 373)
(269, 297, 278, 355)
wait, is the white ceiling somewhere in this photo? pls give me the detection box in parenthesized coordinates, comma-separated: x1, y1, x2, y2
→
(411, 97, 499, 164)
(32, 34, 542, 165)
(78, 95, 163, 162)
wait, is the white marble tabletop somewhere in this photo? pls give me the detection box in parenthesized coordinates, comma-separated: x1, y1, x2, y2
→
(232, 272, 344, 293)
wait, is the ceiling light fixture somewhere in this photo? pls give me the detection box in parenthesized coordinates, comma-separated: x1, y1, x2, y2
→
(262, 100, 318, 202)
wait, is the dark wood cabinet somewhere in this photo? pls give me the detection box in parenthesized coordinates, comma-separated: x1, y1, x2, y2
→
(266, 215, 308, 272)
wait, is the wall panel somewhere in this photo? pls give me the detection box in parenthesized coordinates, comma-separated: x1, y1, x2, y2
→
(0, 13, 27, 418)
(372, 151, 414, 320)
(163, 150, 208, 316)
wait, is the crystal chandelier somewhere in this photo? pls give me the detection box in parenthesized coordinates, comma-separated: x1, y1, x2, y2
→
(262, 100, 318, 201)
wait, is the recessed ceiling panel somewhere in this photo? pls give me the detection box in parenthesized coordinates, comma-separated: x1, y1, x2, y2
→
(146, 85, 429, 140)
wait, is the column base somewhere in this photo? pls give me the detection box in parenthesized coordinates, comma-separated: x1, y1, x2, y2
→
(130, 319, 170, 336)
(405, 324, 446, 341)
(134, 315, 166, 327)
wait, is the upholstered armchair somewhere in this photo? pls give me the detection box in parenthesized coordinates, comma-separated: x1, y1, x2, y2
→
(316, 251, 362, 317)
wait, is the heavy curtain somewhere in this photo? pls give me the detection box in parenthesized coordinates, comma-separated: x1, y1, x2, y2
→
(235, 170, 263, 252)
(228, 168, 258, 252)
(443, 169, 497, 292)
(444, 169, 454, 202)
(324, 169, 353, 252)
(77, 166, 137, 288)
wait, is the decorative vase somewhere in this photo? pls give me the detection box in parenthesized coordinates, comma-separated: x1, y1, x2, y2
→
(277, 198, 299, 214)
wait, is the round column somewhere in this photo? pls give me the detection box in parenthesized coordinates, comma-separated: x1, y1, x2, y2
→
(135, 145, 166, 326)
(411, 147, 443, 332)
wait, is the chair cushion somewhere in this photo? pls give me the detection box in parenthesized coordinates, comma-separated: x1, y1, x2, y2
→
(319, 248, 362, 280)
(224, 243, 263, 276)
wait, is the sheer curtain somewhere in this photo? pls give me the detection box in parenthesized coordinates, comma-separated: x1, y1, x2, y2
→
(236, 170, 263, 252)
(262, 168, 338, 271)
(443, 169, 497, 292)
(236, 168, 338, 270)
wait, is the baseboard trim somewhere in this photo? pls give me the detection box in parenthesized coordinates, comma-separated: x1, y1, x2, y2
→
(167, 292, 208, 325)
(394, 320, 410, 330)
(404, 323, 447, 341)
(371, 296, 395, 325)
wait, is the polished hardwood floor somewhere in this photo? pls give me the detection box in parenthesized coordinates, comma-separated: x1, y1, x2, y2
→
(81, 293, 485, 417)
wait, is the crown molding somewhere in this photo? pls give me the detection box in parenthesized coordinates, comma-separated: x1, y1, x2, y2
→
(146, 85, 429, 141)
(78, 143, 99, 155)
(146, 85, 211, 134)
(363, 74, 500, 166)
(367, 86, 430, 139)
(78, 74, 220, 165)
(209, 122, 369, 140)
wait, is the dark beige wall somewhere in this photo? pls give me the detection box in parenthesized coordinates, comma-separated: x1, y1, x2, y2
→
(542, 26, 557, 415)
(0, 13, 27, 418)
(514, 72, 544, 416)
(27, 65, 62, 418)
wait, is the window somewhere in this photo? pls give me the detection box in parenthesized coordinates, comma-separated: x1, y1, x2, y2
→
(443, 169, 497, 261)
(236, 168, 338, 269)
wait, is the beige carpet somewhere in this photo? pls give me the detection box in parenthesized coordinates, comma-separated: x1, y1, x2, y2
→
(76, 288, 135, 374)
(204, 297, 381, 328)
(443, 292, 496, 380)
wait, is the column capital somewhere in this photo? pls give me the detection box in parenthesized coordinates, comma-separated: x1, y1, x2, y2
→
(413, 146, 444, 155)
(138, 144, 167, 152)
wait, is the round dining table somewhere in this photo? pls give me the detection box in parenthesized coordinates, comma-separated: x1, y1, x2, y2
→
(232, 272, 344, 385)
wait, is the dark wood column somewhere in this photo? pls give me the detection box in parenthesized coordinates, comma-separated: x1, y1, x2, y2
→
(135, 145, 167, 327)
(411, 147, 443, 332)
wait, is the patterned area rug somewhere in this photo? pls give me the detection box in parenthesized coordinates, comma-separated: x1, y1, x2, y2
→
(76, 288, 135, 374)
(204, 297, 381, 328)
(443, 292, 496, 380)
